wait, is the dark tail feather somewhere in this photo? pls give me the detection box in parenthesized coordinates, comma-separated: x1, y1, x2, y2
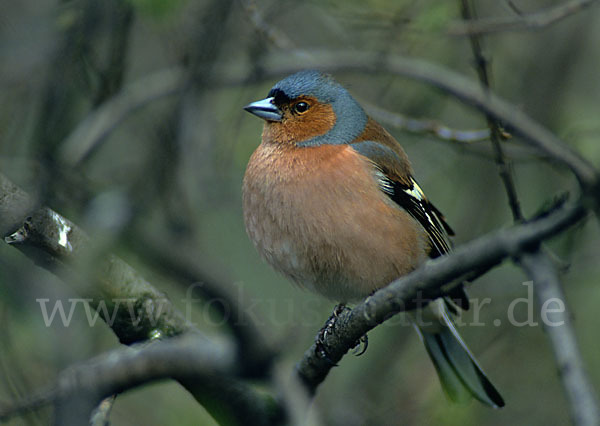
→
(417, 325, 504, 408)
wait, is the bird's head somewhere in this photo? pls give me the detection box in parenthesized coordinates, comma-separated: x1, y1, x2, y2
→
(244, 70, 367, 147)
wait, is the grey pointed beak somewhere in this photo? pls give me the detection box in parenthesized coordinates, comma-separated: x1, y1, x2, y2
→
(244, 97, 282, 122)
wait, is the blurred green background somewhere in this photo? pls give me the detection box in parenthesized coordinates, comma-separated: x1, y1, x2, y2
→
(1, 0, 599, 425)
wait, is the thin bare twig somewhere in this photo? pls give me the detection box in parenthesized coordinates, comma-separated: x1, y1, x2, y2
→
(460, 0, 523, 219)
(363, 102, 491, 143)
(238, 0, 294, 50)
(502, 1, 524, 16)
(92, 1, 134, 106)
(365, 103, 549, 162)
(59, 68, 185, 166)
(57, 65, 493, 170)
(450, 0, 599, 36)
(56, 53, 599, 190)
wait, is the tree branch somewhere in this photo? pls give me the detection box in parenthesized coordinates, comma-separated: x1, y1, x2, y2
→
(0, 334, 282, 426)
(296, 198, 588, 392)
(92, 1, 134, 106)
(0, 173, 282, 425)
(460, 5, 600, 422)
(520, 251, 600, 426)
(254, 51, 598, 189)
(59, 68, 185, 166)
(239, 0, 295, 50)
(125, 230, 277, 378)
(0, 174, 39, 237)
(461, 0, 524, 221)
(1, 189, 189, 344)
(57, 53, 599, 190)
(449, 0, 599, 36)
(365, 102, 549, 163)
(363, 101, 491, 144)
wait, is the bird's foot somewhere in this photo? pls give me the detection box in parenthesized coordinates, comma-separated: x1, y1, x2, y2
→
(352, 334, 368, 356)
(315, 303, 349, 365)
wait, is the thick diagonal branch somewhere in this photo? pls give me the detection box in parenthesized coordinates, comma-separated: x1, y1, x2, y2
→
(296, 199, 587, 392)
(0, 173, 280, 425)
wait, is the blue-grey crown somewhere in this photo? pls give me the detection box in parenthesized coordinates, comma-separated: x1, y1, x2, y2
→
(270, 70, 340, 103)
(269, 70, 368, 146)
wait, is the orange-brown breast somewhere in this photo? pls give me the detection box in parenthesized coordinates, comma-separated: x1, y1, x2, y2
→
(242, 141, 428, 302)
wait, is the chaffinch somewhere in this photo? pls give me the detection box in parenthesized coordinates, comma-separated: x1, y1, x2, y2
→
(242, 70, 504, 408)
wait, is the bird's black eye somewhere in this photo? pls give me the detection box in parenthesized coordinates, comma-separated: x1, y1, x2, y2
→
(293, 101, 310, 114)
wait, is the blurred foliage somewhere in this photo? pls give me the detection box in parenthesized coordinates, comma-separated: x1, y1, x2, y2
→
(1, 0, 599, 425)
(127, 0, 188, 18)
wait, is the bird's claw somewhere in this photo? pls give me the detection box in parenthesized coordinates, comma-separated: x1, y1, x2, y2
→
(315, 304, 349, 365)
(352, 334, 369, 356)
